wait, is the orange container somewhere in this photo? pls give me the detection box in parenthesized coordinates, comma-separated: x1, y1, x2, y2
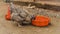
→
(32, 15, 50, 26)
(5, 6, 11, 20)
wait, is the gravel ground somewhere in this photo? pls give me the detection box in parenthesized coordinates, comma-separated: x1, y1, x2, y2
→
(0, 1, 60, 34)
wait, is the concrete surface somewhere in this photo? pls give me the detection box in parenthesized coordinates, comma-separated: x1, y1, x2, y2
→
(0, 1, 60, 34)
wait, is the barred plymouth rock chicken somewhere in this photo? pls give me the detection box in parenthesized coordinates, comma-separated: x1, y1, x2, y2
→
(10, 3, 34, 27)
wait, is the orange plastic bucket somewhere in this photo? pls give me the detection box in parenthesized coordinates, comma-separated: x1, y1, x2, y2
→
(5, 6, 11, 20)
(32, 15, 50, 26)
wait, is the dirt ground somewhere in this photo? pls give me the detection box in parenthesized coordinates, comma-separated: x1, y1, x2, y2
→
(0, 1, 60, 34)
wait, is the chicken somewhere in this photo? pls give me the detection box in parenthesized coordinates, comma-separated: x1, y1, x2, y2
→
(10, 3, 33, 27)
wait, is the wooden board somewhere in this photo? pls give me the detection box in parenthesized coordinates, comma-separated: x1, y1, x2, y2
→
(12, 0, 60, 6)
(12, 0, 60, 11)
(12, 0, 34, 2)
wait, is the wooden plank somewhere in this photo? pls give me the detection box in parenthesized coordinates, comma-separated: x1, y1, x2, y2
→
(12, 0, 60, 6)
(12, 0, 34, 2)
(12, 0, 60, 11)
